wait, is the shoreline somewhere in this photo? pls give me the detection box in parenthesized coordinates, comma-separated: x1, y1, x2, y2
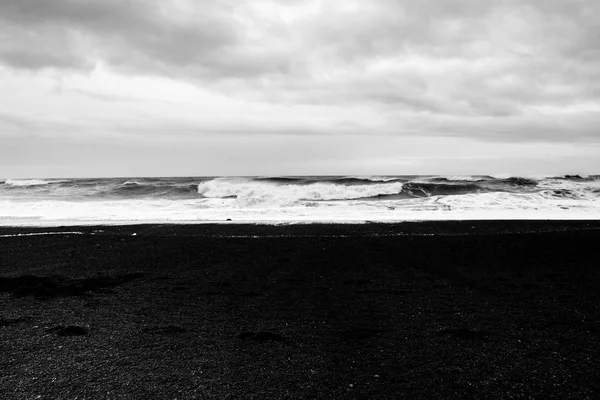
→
(2, 219, 600, 237)
(1, 211, 599, 228)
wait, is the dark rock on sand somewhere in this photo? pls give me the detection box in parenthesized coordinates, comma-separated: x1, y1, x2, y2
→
(0, 273, 144, 298)
(0, 316, 29, 327)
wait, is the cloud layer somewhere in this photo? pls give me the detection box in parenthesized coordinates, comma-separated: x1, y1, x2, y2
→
(1, 0, 599, 176)
(3, 0, 599, 113)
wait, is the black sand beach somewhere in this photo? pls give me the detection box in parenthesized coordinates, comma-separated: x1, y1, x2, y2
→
(1, 221, 599, 399)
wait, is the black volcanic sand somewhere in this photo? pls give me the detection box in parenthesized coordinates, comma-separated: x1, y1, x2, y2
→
(0, 221, 599, 399)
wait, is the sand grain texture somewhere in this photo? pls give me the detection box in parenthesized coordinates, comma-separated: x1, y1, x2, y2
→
(0, 221, 599, 399)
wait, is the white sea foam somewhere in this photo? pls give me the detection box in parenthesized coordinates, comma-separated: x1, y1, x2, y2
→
(431, 175, 486, 182)
(350, 176, 400, 182)
(1, 176, 599, 226)
(0, 231, 84, 238)
(4, 179, 65, 186)
(0, 192, 598, 226)
(197, 178, 405, 206)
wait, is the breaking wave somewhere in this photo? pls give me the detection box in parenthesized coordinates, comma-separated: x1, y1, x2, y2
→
(197, 178, 406, 206)
(1, 175, 599, 224)
(402, 182, 486, 197)
(427, 176, 492, 182)
(255, 176, 406, 185)
(3, 179, 66, 186)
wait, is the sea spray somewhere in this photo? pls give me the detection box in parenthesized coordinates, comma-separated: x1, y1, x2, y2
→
(0, 175, 599, 225)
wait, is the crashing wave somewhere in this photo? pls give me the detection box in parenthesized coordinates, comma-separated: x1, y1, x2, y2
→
(500, 177, 538, 186)
(4, 179, 66, 186)
(1, 174, 600, 225)
(427, 175, 492, 182)
(402, 182, 486, 197)
(197, 178, 405, 206)
(256, 176, 405, 185)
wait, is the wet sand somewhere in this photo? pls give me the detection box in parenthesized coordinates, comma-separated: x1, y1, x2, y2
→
(1, 221, 599, 399)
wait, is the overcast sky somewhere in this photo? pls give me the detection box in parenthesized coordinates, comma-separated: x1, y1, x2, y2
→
(1, 0, 599, 177)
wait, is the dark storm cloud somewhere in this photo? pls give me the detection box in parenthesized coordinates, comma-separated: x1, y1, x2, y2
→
(0, 0, 259, 75)
(2, 0, 598, 83)
(260, 0, 600, 118)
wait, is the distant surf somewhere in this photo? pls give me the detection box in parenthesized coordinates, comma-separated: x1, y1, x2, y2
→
(1, 175, 599, 225)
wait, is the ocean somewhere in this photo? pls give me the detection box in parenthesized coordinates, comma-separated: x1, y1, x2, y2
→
(1, 175, 599, 225)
